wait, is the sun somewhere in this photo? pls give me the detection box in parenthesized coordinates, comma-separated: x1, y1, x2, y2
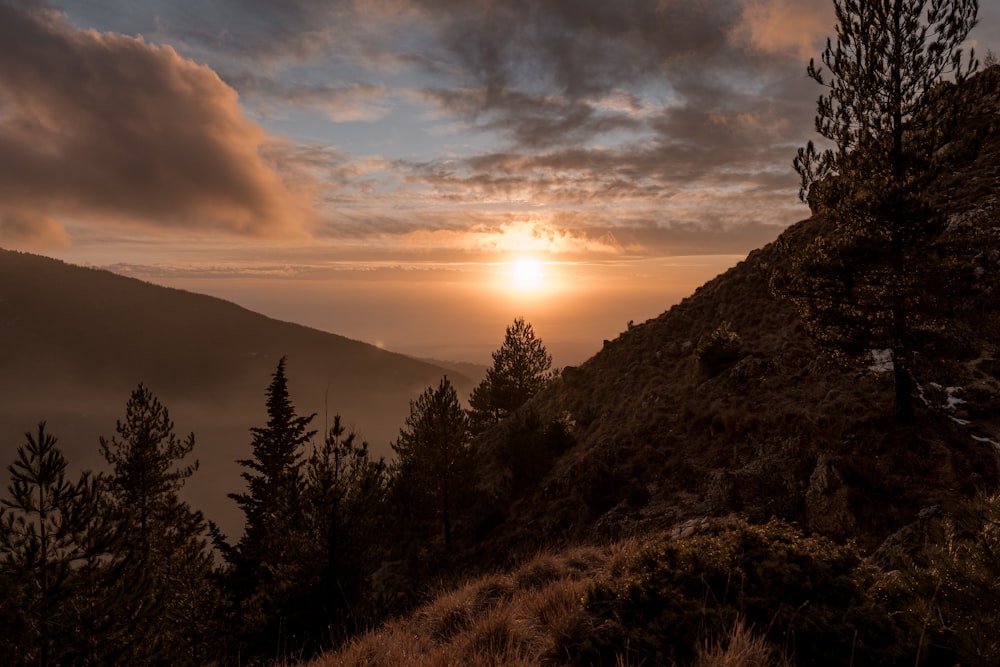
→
(508, 257, 547, 293)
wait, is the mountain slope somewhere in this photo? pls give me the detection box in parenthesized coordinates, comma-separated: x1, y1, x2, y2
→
(470, 65, 1000, 559)
(0, 250, 475, 537)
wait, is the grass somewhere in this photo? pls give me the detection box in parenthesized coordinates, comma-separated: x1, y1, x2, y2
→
(695, 619, 792, 667)
(305, 545, 607, 667)
(305, 534, 802, 667)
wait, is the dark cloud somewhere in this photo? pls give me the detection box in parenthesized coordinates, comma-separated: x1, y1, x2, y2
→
(0, 2, 310, 247)
(58, 0, 357, 61)
(405, 0, 810, 150)
(398, 97, 803, 210)
(421, 87, 643, 148)
(415, 0, 743, 96)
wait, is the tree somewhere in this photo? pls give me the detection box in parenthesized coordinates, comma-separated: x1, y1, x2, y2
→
(100, 384, 198, 558)
(298, 415, 389, 645)
(0, 423, 113, 666)
(393, 377, 472, 546)
(781, 0, 979, 421)
(469, 317, 553, 430)
(227, 356, 317, 566)
(222, 356, 316, 659)
(99, 384, 216, 665)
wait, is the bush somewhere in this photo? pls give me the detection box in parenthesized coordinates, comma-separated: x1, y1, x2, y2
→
(697, 322, 743, 376)
(882, 494, 1000, 666)
(578, 519, 909, 667)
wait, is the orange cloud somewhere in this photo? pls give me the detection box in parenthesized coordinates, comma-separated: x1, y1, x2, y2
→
(734, 0, 833, 60)
(0, 4, 311, 249)
(0, 210, 70, 251)
(399, 218, 625, 258)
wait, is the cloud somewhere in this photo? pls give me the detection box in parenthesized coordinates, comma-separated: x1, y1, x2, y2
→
(733, 0, 833, 59)
(414, 0, 740, 95)
(35, 0, 828, 262)
(0, 209, 71, 250)
(0, 3, 311, 248)
(225, 68, 394, 123)
(420, 87, 643, 149)
(398, 101, 800, 207)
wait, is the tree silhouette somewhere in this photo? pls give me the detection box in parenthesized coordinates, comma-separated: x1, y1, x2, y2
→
(99, 384, 216, 665)
(100, 384, 199, 555)
(222, 356, 317, 659)
(0, 423, 112, 666)
(780, 0, 979, 421)
(298, 415, 389, 644)
(469, 317, 553, 431)
(393, 377, 472, 546)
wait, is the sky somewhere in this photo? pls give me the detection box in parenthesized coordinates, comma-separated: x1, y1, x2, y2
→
(2, 0, 998, 366)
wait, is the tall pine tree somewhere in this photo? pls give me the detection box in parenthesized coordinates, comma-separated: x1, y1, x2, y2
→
(393, 376, 472, 546)
(297, 415, 389, 647)
(222, 356, 316, 660)
(778, 0, 979, 421)
(99, 384, 216, 665)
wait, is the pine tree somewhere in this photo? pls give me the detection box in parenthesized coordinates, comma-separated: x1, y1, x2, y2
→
(0, 423, 113, 666)
(779, 0, 979, 421)
(298, 415, 389, 645)
(99, 384, 216, 665)
(222, 356, 317, 659)
(230, 357, 317, 549)
(469, 317, 553, 431)
(393, 377, 472, 546)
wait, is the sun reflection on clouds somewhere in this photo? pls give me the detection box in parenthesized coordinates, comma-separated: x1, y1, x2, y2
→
(398, 218, 624, 261)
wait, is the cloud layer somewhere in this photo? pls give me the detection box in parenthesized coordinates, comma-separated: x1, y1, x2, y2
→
(15, 0, 996, 262)
(0, 3, 310, 247)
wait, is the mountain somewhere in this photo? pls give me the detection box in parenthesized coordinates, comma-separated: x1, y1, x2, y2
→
(302, 66, 1000, 667)
(0, 250, 476, 537)
(467, 65, 1000, 561)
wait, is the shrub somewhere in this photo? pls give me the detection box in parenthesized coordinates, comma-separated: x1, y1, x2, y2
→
(882, 493, 1000, 666)
(697, 322, 743, 376)
(579, 519, 907, 667)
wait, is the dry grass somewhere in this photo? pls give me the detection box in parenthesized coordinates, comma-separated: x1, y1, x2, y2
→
(313, 587, 793, 667)
(306, 546, 607, 667)
(695, 619, 793, 667)
(308, 536, 794, 667)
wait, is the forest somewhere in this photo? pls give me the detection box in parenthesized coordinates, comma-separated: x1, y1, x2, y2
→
(0, 318, 557, 665)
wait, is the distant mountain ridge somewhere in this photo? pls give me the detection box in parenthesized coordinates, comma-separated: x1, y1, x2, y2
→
(0, 249, 476, 537)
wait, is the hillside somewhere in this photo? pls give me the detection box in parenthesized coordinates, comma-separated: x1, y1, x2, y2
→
(0, 251, 476, 537)
(466, 65, 1000, 561)
(305, 64, 1000, 667)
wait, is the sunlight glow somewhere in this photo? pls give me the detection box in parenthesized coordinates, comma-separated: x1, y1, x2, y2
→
(508, 257, 547, 293)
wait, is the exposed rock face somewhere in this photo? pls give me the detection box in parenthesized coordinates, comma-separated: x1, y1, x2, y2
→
(471, 66, 1000, 560)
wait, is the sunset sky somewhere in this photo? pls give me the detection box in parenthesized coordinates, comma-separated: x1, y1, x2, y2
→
(3, 0, 998, 366)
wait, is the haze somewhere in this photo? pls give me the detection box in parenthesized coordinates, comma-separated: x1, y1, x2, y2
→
(2, 0, 998, 365)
